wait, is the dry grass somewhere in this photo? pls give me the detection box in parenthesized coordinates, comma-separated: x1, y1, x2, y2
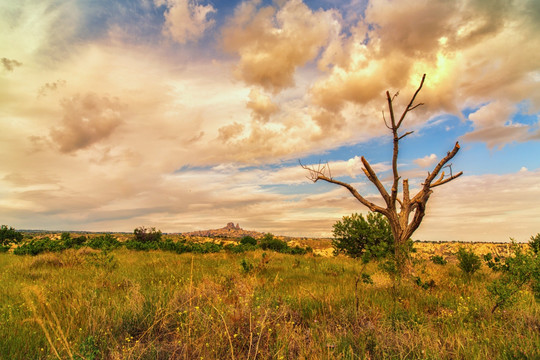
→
(0, 245, 538, 359)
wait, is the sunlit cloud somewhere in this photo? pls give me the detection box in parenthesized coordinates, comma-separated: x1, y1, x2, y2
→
(157, 0, 217, 43)
(222, 0, 341, 93)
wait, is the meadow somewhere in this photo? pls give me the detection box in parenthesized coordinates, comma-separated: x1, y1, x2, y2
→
(0, 241, 539, 359)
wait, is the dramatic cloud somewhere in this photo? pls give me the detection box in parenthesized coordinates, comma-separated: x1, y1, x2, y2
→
(158, 0, 216, 43)
(310, 0, 540, 133)
(1, 57, 22, 71)
(50, 93, 123, 153)
(223, 0, 341, 93)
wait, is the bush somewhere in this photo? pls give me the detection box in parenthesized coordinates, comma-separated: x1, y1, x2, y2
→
(13, 237, 66, 256)
(191, 242, 222, 254)
(259, 233, 288, 252)
(487, 239, 540, 312)
(87, 234, 120, 251)
(240, 236, 257, 246)
(0, 225, 23, 247)
(332, 212, 393, 261)
(456, 247, 481, 276)
(125, 240, 159, 251)
(430, 255, 447, 265)
(133, 227, 162, 243)
(530, 233, 540, 255)
(60, 233, 87, 249)
(224, 243, 258, 253)
(285, 245, 308, 255)
(240, 259, 253, 274)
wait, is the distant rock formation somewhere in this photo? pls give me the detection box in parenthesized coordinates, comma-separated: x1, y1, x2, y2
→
(224, 222, 241, 231)
(183, 223, 260, 239)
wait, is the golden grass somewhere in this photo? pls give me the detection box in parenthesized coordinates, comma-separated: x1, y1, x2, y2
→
(0, 247, 538, 359)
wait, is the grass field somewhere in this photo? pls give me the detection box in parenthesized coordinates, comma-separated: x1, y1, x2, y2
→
(1, 244, 539, 359)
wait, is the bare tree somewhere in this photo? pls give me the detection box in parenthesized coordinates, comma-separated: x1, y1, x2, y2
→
(302, 74, 462, 274)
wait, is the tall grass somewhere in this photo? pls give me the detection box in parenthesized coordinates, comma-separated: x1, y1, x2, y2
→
(0, 248, 538, 359)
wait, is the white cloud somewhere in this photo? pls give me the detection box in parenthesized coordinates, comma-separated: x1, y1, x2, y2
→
(414, 154, 437, 168)
(158, 0, 216, 43)
(461, 101, 539, 149)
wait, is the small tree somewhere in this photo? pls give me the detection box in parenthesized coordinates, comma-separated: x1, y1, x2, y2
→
(487, 238, 540, 313)
(133, 226, 162, 243)
(332, 212, 393, 261)
(0, 225, 23, 250)
(456, 247, 481, 278)
(529, 233, 540, 255)
(302, 74, 462, 275)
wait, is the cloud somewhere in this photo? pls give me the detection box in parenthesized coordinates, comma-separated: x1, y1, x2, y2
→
(246, 88, 279, 121)
(415, 169, 540, 242)
(461, 101, 539, 149)
(1, 57, 22, 71)
(50, 93, 123, 153)
(222, 0, 341, 93)
(38, 80, 66, 97)
(218, 122, 245, 143)
(414, 154, 437, 168)
(158, 0, 216, 43)
(310, 0, 540, 135)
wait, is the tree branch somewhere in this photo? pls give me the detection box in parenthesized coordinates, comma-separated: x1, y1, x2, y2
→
(361, 156, 391, 207)
(424, 142, 461, 187)
(397, 74, 426, 129)
(431, 171, 463, 188)
(398, 131, 414, 140)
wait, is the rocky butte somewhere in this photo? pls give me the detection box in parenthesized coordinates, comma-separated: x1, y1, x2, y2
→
(182, 223, 262, 239)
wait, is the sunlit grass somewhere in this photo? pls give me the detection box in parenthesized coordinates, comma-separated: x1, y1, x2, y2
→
(1, 248, 538, 359)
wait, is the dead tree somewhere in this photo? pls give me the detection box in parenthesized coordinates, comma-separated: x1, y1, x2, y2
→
(302, 74, 462, 274)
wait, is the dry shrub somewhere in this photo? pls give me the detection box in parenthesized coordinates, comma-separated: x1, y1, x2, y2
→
(29, 253, 64, 269)
(76, 247, 100, 256)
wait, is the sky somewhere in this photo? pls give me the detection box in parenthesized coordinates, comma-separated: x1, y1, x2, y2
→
(1, 0, 539, 242)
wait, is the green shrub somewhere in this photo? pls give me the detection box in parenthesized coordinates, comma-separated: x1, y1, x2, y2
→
(487, 239, 540, 312)
(259, 233, 288, 252)
(240, 236, 257, 246)
(224, 243, 258, 253)
(191, 242, 222, 254)
(87, 234, 120, 251)
(456, 247, 481, 276)
(332, 212, 393, 261)
(13, 237, 66, 256)
(0, 225, 23, 247)
(60, 233, 87, 249)
(124, 240, 159, 251)
(430, 255, 447, 265)
(285, 245, 308, 255)
(529, 233, 540, 255)
(240, 258, 253, 274)
(158, 238, 190, 253)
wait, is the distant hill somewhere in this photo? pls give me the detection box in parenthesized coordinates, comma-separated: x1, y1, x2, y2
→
(182, 222, 263, 239)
